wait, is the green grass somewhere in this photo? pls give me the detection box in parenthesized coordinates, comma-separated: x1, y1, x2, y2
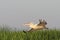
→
(0, 30, 60, 40)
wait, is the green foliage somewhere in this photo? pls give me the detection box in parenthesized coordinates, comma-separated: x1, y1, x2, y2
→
(0, 30, 60, 40)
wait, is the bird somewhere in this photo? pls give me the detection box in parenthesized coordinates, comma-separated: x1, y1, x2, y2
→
(23, 19, 48, 32)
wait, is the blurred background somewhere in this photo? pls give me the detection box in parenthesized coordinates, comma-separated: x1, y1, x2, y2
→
(0, 0, 60, 31)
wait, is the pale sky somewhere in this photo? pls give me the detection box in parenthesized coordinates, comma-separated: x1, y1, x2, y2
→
(0, 0, 60, 30)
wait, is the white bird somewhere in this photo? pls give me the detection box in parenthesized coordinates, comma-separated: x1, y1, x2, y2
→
(23, 19, 48, 32)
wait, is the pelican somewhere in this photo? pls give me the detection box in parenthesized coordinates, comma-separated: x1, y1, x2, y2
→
(23, 19, 48, 32)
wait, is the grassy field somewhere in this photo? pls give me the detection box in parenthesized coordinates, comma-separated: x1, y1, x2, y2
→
(0, 29, 60, 40)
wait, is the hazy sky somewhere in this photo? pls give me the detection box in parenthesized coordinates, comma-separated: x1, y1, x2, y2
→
(0, 0, 60, 30)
